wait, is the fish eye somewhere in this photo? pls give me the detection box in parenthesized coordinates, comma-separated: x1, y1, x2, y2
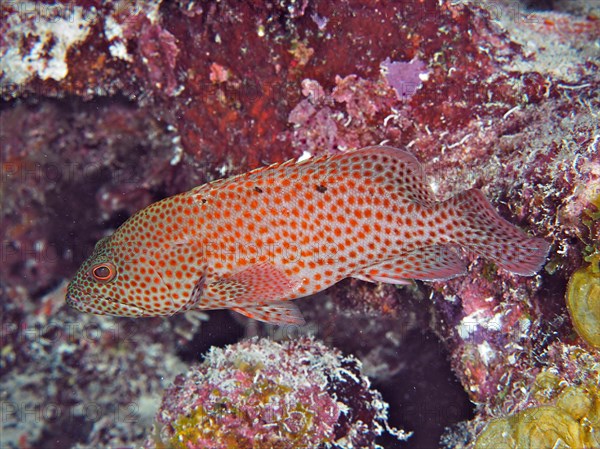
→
(90, 262, 117, 283)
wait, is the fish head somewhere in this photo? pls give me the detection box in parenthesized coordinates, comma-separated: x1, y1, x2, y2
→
(66, 236, 172, 317)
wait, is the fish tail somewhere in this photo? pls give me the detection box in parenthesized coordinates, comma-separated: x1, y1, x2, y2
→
(443, 188, 550, 275)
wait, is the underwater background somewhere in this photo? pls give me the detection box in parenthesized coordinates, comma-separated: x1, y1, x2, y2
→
(1, 0, 598, 448)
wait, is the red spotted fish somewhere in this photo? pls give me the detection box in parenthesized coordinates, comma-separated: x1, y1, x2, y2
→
(66, 146, 550, 325)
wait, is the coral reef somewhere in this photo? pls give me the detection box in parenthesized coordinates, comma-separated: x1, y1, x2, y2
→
(475, 372, 600, 448)
(144, 337, 409, 449)
(1, 0, 599, 448)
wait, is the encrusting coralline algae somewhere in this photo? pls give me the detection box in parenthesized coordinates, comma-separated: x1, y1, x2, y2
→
(144, 337, 411, 449)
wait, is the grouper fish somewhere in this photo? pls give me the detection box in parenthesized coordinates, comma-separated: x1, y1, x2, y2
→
(66, 146, 550, 325)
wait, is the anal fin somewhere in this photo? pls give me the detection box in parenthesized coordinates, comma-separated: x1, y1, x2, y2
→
(353, 245, 467, 283)
(232, 302, 305, 326)
(352, 273, 412, 285)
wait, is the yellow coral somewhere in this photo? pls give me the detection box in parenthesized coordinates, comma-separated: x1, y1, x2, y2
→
(566, 259, 600, 348)
(565, 190, 600, 349)
(475, 378, 600, 448)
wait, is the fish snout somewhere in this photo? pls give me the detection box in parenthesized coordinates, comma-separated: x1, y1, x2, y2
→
(65, 284, 149, 317)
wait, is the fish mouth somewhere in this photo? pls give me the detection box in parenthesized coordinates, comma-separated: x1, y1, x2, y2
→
(66, 287, 149, 317)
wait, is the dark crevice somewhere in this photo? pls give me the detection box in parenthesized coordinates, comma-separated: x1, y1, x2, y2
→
(376, 330, 474, 449)
(33, 414, 92, 449)
(176, 310, 245, 362)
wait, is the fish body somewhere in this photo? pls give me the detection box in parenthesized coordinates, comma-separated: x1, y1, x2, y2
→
(66, 146, 550, 324)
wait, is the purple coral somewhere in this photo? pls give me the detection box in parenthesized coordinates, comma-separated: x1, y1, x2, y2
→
(380, 58, 429, 101)
(145, 337, 410, 449)
(138, 23, 181, 97)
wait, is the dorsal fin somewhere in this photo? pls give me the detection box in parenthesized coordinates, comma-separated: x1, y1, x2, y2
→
(186, 153, 321, 196)
(350, 146, 435, 205)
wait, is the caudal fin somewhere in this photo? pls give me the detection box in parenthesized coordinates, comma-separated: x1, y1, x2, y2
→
(445, 189, 550, 276)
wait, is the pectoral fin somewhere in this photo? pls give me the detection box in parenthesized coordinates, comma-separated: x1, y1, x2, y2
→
(202, 262, 303, 308)
(189, 274, 206, 305)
